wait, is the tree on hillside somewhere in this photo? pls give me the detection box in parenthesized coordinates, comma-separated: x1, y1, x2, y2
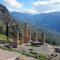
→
(6, 21, 9, 40)
(0, 26, 3, 34)
(52, 39, 56, 45)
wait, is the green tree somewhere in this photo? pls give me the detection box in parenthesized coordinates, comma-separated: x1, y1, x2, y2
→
(0, 26, 3, 34)
(52, 39, 56, 45)
(6, 21, 9, 40)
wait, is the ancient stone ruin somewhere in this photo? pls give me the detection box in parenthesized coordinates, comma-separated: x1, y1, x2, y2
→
(13, 23, 46, 47)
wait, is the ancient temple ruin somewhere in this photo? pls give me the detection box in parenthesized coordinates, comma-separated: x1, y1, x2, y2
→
(42, 32, 46, 44)
(13, 23, 46, 47)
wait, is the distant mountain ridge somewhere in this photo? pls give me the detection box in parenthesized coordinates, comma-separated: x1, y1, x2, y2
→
(11, 12, 60, 32)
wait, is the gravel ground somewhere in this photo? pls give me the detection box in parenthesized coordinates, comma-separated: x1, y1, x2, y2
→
(0, 49, 37, 60)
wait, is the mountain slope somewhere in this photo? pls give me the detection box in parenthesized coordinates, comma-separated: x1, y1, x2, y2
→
(0, 4, 20, 36)
(11, 12, 60, 32)
(0, 4, 13, 25)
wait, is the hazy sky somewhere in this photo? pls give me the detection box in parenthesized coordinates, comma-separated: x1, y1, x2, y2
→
(0, 0, 60, 14)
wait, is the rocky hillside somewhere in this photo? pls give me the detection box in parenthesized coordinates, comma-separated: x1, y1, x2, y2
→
(0, 4, 13, 25)
(0, 4, 19, 38)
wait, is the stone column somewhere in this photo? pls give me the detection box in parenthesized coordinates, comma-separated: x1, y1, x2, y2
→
(19, 31, 24, 44)
(33, 32, 38, 42)
(42, 32, 45, 44)
(24, 23, 28, 43)
(13, 30, 19, 47)
(28, 30, 31, 42)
